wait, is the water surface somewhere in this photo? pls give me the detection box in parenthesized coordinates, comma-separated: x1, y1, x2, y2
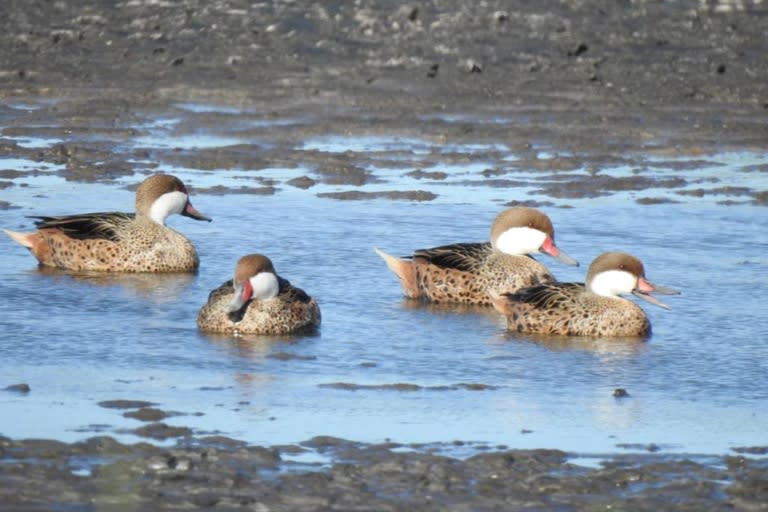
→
(1, 104, 766, 458)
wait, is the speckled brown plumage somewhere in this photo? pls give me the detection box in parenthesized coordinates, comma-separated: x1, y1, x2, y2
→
(493, 282, 652, 337)
(491, 252, 678, 338)
(4, 174, 209, 272)
(375, 207, 576, 306)
(408, 242, 554, 305)
(197, 255, 321, 336)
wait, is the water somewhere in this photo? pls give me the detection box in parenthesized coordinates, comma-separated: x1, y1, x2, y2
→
(1, 104, 767, 458)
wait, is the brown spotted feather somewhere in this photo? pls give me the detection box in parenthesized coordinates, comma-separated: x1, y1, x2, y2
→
(35, 215, 198, 272)
(496, 283, 651, 337)
(5, 174, 207, 272)
(415, 250, 554, 305)
(412, 242, 492, 273)
(197, 277, 321, 335)
(32, 213, 134, 242)
(503, 282, 585, 310)
(376, 207, 574, 306)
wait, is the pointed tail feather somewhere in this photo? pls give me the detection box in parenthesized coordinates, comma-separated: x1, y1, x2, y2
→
(488, 289, 513, 316)
(4, 229, 50, 264)
(373, 247, 421, 298)
(4, 229, 35, 248)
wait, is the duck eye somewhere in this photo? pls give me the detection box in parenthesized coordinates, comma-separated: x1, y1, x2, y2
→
(619, 264, 625, 270)
(527, 222, 533, 228)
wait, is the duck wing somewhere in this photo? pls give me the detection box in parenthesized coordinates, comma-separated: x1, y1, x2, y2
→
(277, 276, 314, 304)
(206, 279, 234, 304)
(32, 212, 134, 242)
(205, 279, 248, 323)
(503, 282, 586, 309)
(412, 242, 493, 273)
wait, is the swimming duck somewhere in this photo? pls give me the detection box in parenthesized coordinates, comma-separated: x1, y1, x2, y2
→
(197, 254, 321, 335)
(375, 206, 578, 305)
(3, 174, 210, 272)
(490, 251, 679, 337)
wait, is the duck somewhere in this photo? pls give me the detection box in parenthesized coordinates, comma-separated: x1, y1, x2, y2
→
(490, 251, 679, 337)
(3, 173, 210, 272)
(197, 253, 321, 336)
(374, 206, 578, 305)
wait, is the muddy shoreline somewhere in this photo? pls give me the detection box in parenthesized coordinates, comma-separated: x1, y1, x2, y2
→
(2, 0, 767, 209)
(2, 0, 768, 509)
(3, 0, 768, 157)
(2, 432, 767, 511)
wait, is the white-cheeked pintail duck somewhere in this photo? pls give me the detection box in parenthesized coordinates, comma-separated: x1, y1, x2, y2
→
(4, 174, 210, 273)
(375, 206, 578, 306)
(197, 254, 321, 336)
(490, 251, 679, 337)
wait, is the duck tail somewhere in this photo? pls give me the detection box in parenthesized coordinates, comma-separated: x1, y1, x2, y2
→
(488, 289, 512, 316)
(373, 247, 421, 298)
(3, 229, 50, 264)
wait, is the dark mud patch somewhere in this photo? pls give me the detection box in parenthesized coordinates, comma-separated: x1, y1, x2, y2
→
(69, 424, 113, 434)
(503, 199, 559, 208)
(534, 175, 688, 199)
(636, 196, 682, 205)
(127, 422, 194, 440)
(613, 388, 630, 398)
(616, 443, 669, 453)
(753, 191, 768, 205)
(314, 161, 376, 186)
(123, 407, 179, 422)
(194, 184, 277, 196)
(507, 156, 585, 173)
(1, 434, 766, 511)
(198, 386, 234, 391)
(319, 382, 497, 392)
(739, 163, 768, 173)
(406, 169, 449, 180)
(150, 145, 274, 172)
(0, 170, 27, 179)
(452, 178, 530, 188)
(3, 383, 31, 393)
(317, 190, 437, 201)
(676, 186, 754, 197)
(645, 159, 726, 171)
(97, 399, 157, 410)
(732, 446, 768, 455)
(267, 351, 318, 362)
(286, 175, 317, 189)
(29, 143, 139, 182)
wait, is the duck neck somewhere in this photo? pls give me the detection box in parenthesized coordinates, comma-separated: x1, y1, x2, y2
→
(146, 191, 187, 225)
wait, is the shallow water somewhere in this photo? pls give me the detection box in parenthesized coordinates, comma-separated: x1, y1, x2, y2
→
(1, 102, 767, 458)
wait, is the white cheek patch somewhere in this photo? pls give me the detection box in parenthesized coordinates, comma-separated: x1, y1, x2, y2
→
(249, 272, 280, 300)
(148, 191, 187, 225)
(589, 270, 637, 297)
(494, 227, 547, 255)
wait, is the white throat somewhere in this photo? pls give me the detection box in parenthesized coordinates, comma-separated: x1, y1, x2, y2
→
(148, 191, 187, 225)
(494, 227, 547, 255)
(248, 272, 280, 301)
(589, 270, 637, 298)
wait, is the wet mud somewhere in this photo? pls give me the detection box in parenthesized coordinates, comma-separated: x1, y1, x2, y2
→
(2, 0, 768, 509)
(1, 0, 768, 207)
(1, 433, 768, 511)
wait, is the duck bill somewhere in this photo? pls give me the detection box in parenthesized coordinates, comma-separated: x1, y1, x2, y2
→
(632, 289, 670, 310)
(540, 237, 579, 266)
(227, 281, 252, 313)
(650, 284, 680, 296)
(182, 201, 212, 222)
(632, 277, 678, 310)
